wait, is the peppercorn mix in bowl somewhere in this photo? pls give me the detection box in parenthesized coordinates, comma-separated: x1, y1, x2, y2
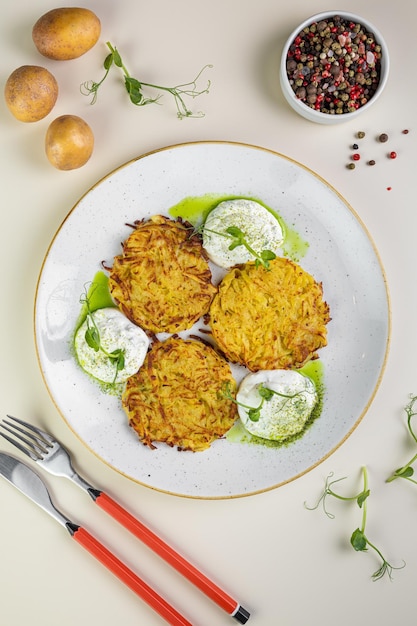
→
(279, 12, 389, 124)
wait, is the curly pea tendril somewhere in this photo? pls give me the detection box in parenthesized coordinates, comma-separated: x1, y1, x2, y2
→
(387, 394, 417, 484)
(305, 467, 405, 581)
(81, 41, 212, 119)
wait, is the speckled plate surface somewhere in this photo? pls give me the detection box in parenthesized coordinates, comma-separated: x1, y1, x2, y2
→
(34, 141, 390, 498)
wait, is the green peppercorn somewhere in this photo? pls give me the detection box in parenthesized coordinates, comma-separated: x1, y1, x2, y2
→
(347, 163, 356, 169)
(357, 131, 366, 138)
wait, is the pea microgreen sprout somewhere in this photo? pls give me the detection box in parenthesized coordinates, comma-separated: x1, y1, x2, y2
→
(199, 224, 277, 269)
(305, 467, 405, 581)
(386, 394, 417, 485)
(222, 381, 308, 422)
(226, 226, 277, 269)
(81, 41, 212, 119)
(79, 287, 125, 384)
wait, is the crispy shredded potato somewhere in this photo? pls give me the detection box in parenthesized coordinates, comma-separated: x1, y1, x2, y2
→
(209, 257, 330, 371)
(109, 215, 217, 334)
(122, 337, 238, 452)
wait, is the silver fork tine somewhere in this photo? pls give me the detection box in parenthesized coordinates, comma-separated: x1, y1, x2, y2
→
(5, 415, 54, 445)
(0, 429, 40, 460)
(0, 416, 53, 461)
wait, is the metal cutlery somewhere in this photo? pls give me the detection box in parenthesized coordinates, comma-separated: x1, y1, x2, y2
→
(0, 416, 250, 624)
(0, 451, 192, 626)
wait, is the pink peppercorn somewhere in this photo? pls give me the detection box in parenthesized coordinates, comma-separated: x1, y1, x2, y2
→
(352, 153, 361, 161)
(389, 151, 397, 159)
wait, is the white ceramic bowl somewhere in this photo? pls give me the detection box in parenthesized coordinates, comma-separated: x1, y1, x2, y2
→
(279, 11, 390, 124)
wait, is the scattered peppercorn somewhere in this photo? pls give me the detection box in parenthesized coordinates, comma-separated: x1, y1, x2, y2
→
(368, 159, 376, 166)
(386, 187, 392, 191)
(389, 151, 397, 159)
(379, 133, 388, 142)
(357, 131, 366, 139)
(347, 163, 356, 170)
(402, 129, 409, 134)
(352, 153, 361, 161)
(285, 16, 383, 115)
(352, 143, 359, 150)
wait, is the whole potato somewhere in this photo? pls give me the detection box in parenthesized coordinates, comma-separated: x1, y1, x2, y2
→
(4, 65, 58, 122)
(32, 7, 101, 60)
(45, 115, 94, 170)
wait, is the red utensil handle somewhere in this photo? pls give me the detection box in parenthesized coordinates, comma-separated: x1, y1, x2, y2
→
(68, 523, 192, 626)
(92, 490, 248, 621)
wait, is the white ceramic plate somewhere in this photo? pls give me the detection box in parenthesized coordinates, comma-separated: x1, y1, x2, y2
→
(34, 141, 390, 498)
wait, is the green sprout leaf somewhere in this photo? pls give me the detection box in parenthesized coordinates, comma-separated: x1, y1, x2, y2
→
(257, 385, 275, 402)
(357, 489, 370, 508)
(125, 76, 143, 104)
(112, 48, 123, 67)
(247, 407, 261, 422)
(103, 52, 114, 70)
(85, 326, 100, 351)
(351, 528, 367, 552)
(395, 466, 414, 478)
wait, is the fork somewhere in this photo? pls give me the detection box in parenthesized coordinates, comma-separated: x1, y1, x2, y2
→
(0, 415, 250, 625)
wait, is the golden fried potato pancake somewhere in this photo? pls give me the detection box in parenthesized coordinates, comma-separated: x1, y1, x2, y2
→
(122, 337, 238, 452)
(109, 215, 217, 334)
(209, 257, 330, 371)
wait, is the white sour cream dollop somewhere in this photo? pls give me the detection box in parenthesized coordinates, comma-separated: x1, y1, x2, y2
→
(74, 308, 149, 384)
(202, 198, 284, 268)
(237, 369, 317, 441)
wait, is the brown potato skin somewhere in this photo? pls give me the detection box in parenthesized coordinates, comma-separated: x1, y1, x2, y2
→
(32, 7, 101, 60)
(45, 115, 94, 170)
(4, 65, 58, 122)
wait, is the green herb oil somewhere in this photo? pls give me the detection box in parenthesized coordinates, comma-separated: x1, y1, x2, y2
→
(74, 271, 116, 332)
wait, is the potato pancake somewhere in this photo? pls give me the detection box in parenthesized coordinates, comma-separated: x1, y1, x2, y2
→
(108, 215, 217, 334)
(209, 257, 330, 371)
(122, 337, 238, 452)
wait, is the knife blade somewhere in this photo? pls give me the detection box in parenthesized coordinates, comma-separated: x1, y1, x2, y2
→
(0, 452, 192, 626)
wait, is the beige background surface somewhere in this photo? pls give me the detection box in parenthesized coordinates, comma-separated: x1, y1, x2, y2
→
(1, 1, 416, 625)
